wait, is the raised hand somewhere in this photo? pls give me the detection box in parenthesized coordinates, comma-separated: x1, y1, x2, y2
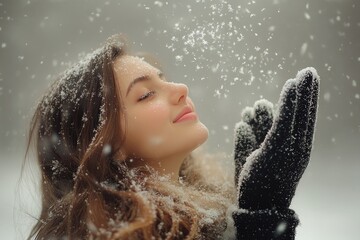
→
(236, 67, 319, 211)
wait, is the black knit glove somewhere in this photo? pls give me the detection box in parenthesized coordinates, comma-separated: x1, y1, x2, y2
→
(235, 67, 319, 210)
(232, 68, 319, 239)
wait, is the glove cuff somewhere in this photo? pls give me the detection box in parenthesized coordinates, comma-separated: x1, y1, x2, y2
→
(232, 208, 299, 240)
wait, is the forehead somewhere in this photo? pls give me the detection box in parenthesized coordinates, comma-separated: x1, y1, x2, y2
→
(114, 55, 157, 82)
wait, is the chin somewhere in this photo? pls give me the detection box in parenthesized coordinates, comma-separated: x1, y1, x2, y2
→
(193, 121, 209, 147)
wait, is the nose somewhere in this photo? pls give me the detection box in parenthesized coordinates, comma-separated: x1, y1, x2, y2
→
(169, 82, 189, 104)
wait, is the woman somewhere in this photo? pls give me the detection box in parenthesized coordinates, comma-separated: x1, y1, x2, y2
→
(26, 34, 319, 239)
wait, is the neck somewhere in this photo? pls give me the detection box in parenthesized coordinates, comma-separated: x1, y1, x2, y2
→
(148, 154, 188, 181)
(128, 153, 188, 182)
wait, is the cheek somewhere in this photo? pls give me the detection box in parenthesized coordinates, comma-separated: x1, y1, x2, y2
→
(126, 102, 170, 143)
(139, 102, 168, 129)
(146, 102, 169, 124)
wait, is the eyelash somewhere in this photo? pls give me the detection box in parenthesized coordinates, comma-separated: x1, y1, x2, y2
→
(138, 91, 155, 101)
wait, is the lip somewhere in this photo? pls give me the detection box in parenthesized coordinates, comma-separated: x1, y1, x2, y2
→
(173, 106, 197, 123)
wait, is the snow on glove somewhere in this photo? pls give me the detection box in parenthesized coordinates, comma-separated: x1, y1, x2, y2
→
(233, 99, 274, 187)
(236, 67, 319, 211)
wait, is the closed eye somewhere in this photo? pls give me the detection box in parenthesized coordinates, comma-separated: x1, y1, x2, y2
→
(138, 91, 155, 101)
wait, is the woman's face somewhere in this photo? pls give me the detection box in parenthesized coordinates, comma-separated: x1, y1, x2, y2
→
(114, 55, 209, 168)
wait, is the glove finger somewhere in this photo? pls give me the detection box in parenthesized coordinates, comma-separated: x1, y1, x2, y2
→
(234, 121, 256, 186)
(263, 78, 297, 150)
(303, 70, 320, 160)
(253, 99, 274, 146)
(291, 72, 320, 184)
(292, 68, 316, 153)
(241, 106, 255, 125)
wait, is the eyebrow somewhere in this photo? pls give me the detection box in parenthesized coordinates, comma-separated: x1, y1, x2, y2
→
(126, 71, 164, 97)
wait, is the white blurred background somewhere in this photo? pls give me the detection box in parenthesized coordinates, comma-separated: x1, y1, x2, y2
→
(1, 0, 359, 239)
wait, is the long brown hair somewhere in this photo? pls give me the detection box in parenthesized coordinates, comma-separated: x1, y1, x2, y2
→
(26, 34, 235, 240)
